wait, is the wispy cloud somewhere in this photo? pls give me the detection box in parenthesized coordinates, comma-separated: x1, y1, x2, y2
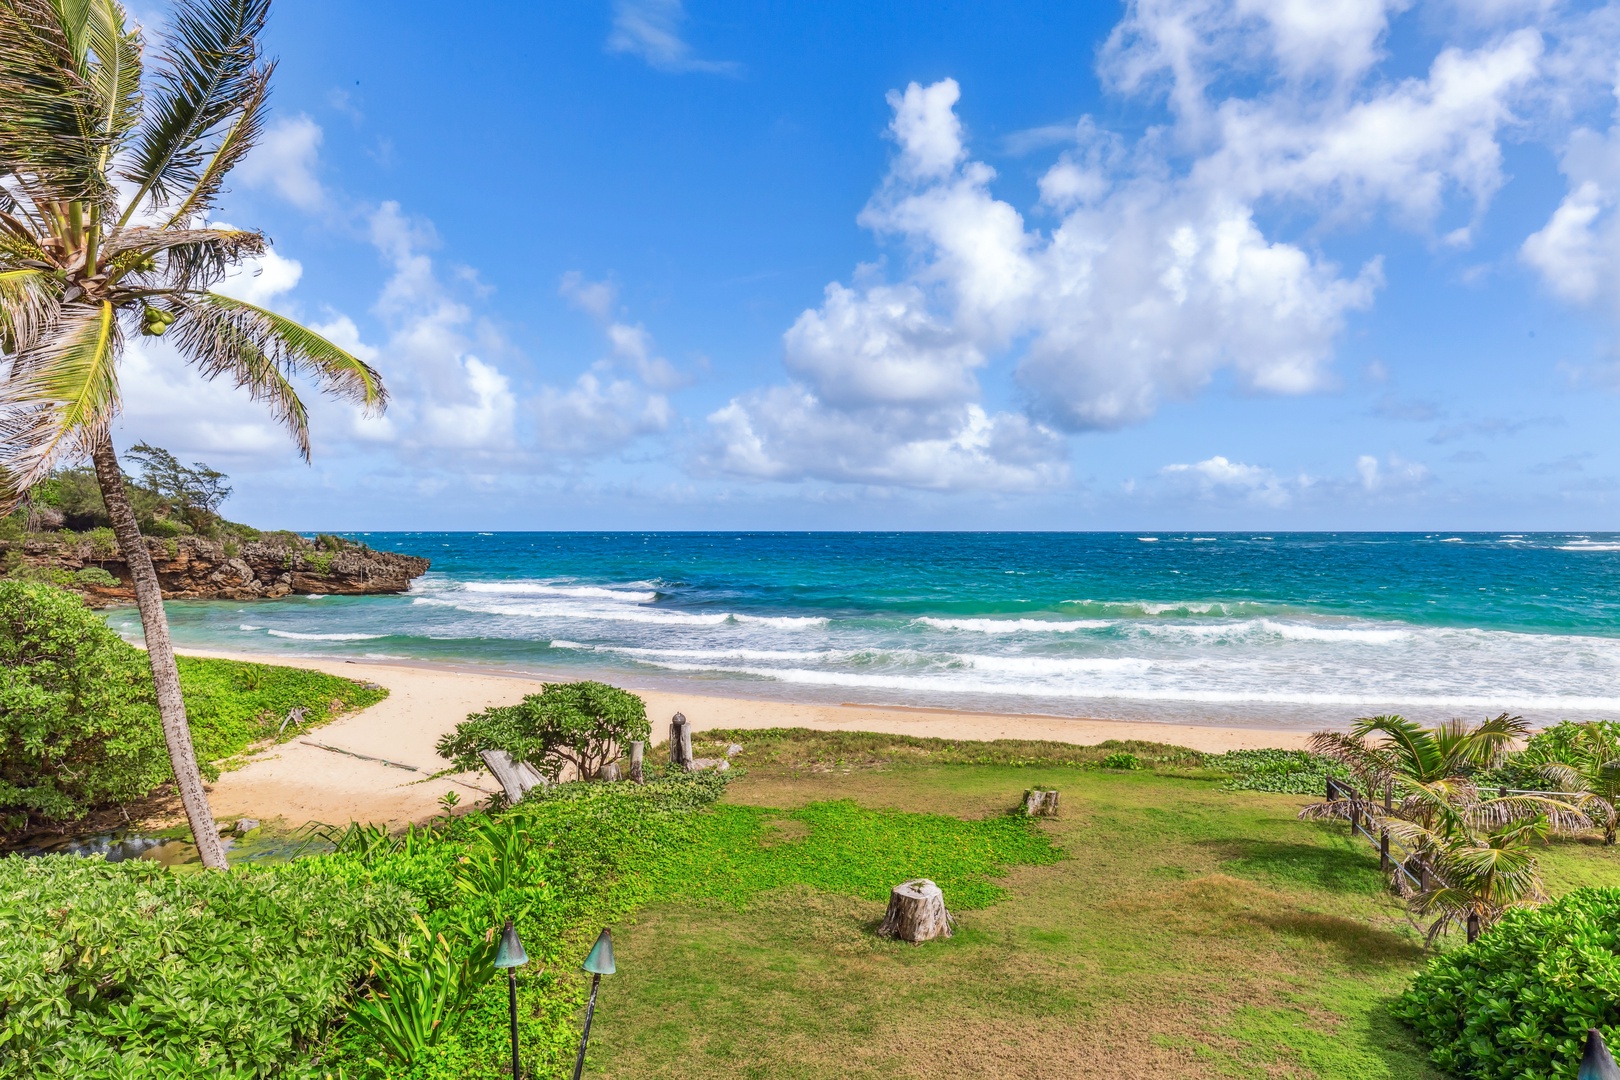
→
(607, 0, 740, 76)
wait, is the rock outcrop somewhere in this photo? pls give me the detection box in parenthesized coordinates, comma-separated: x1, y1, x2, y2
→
(7, 533, 429, 604)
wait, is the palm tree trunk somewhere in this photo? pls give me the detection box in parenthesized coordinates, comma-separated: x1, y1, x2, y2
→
(91, 435, 228, 870)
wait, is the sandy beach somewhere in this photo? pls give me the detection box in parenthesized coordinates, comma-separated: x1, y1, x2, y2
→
(195, 652, 1312, 827)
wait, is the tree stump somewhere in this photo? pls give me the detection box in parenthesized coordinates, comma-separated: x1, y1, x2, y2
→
(669, 713, 693, 770)
(628, 740, 645, 783)
(599, 761, 621, 782)
(480, 749, 546, 803)
(878, 879, 953, 943)
(1023, 788, 1059, 816)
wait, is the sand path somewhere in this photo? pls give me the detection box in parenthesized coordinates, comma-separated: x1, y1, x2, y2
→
(200, 654, 1310, 827)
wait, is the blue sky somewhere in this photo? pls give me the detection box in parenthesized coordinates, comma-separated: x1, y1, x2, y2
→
(117, 0, 1620, 530)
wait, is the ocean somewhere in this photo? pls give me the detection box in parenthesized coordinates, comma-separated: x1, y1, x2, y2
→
(104, 532, 1620, 730)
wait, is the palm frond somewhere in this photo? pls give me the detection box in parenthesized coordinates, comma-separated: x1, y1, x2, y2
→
(168, 292, 385, 457)
(82, 0, 142, 154)
(101, 225, 265, 289)
(0, 299, 119, 508)
(0, 267, 60, 353)
(0, 0, 110, 206)
(120, 0, 269, 211)
(1354, 714, 1443, 782)
(1464, 713, 1532, 768)
(1472, 792, 1589, 835)
(162, 64, 269, 227)
(1306, 730, 1392, 791)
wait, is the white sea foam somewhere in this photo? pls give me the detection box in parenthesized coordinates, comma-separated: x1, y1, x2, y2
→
(733, 614, 830, 629)
(1559, 543, 1620, 552)
(1258, 620, 1411, 644)
(238, 624, 262, 631)
(1137, 537, 1159, 542)
(265, 630, 385, 641)
(460, 581, 657, 602)
(915, 617, 1113, 634)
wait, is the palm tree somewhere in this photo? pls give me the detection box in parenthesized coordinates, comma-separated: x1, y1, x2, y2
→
(1391, 815, 1549, 944)
(0, 0, 386, 868)
(1524, 722, 1620, 846)
(1302, 714, 1533, 835)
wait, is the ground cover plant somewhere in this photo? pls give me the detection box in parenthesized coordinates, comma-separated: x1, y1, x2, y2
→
(1393, 888, 1620, 1079)
(0, 580, 385, 832)
(0, 854, 415, 1079)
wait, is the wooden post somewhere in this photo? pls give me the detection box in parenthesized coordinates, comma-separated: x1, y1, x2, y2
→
(668, 713, 693, 770)
(629, 740, 644, 783)
(878, 879, 953, 943)
(1466, 912, 1480, 943)
(1380, 828, 1390, 872)
(1384, 780, 1392, 812)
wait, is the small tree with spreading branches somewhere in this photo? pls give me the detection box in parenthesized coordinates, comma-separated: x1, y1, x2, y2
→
(437, 681, 650, 784)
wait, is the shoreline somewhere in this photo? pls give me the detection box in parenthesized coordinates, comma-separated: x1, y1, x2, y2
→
(187, 648, 1312, 828)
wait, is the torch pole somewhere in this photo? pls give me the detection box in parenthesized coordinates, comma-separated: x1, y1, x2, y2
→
(508, 968, 521, 1080)
(572, 972, 602, 1080)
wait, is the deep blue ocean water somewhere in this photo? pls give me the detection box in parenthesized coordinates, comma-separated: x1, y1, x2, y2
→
(105, 532, 1620, 729)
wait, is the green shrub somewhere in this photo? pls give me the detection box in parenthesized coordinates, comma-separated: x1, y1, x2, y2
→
(71, 566, 118, 589)
(0, 854, 416, 1078)
(0, 583, 387, 828)
(1393, 887, 1620, 1078)
(1099, 752, 1142, 770)
(83, 526, 118, 558)
(0, 581, 170, 824)
(437, 681, 651, 781)
(1205, 748, 1351, 794)
(307, 550, 336, 576)
(142, 516, 191, 538)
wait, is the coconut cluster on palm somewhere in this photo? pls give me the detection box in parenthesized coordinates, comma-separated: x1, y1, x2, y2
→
(0, 0, 386, 867)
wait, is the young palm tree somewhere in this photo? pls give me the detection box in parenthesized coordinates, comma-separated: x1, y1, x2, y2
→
(1301, 714, 1534, 835)
(0, 0, 386, 868)
(1525, 722, 1620, 846)
(1391, 815, 1549, 944)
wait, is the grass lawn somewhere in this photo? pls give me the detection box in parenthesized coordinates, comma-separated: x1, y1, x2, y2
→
(579, 730, 1619, 1080)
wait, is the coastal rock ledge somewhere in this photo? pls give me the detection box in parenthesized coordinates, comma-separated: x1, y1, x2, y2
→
(7, 534, 429, 604)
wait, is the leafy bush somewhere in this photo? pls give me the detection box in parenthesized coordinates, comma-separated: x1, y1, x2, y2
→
(1206, 748, 1352, 795)
(1099, 752, 1142, 770)
(0, 583, 387, 828)
(0, 581, 170, 824)
(0, 854, 416, 1078)
(437, 681, 651, 781)
(1393, 887, 1620, 1079)
(71, 566, 118, 588)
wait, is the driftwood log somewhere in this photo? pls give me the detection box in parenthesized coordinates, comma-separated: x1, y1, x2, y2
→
(629, 740, 645, 783)
(1023, 788, 1059, 816)
(669, 713, 694, 770)
(480, 749, 546, 803)
(878, 879, 953, 943)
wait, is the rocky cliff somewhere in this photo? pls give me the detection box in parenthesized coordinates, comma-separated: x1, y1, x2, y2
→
(5, 533, 429, 604)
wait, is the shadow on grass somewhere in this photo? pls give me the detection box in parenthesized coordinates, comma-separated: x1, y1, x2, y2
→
(1249, 910, 1422, 964)
(1201, 837, 1385, 895)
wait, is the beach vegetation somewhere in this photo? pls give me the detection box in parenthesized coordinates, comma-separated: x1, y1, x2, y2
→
(436, 681, 651, 782)
(1393, 887, 1620, 1079)
(1512, 721, 1620, 845)
(9, 726, 1620, 1077)
(1098, 750, 1142, 769)
(0, 0, 388, 867)
(1205, 747, 1352, 794)
(0, 853, 415, 1079)
(0, 581, 385, 832)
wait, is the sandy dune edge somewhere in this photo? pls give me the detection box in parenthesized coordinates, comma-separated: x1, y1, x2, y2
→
(193, 652, 1309, 827)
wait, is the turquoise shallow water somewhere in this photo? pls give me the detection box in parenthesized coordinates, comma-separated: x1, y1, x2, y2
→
(105, 532, 1620, 728)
